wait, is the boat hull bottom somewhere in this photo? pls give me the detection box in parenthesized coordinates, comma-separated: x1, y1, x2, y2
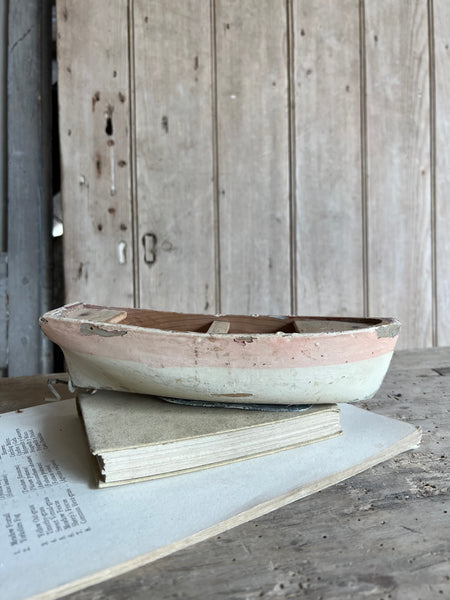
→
(62, 349, 394, 405)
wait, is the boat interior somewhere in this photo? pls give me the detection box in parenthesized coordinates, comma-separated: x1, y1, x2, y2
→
(62, 304, 384, 335)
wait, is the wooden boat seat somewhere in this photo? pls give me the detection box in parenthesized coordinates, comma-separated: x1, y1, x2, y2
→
(207, 321, 231, 334)
(68, 306, 128, 324)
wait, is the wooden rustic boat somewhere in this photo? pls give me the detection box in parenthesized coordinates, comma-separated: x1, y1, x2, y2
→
(39, 303, 400, 406)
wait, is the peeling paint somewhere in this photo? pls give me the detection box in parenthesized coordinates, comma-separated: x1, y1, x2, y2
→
(80, 324, 127, 337)
(92, 91, 100, 111)
(376, 321, 401, 338)
(117, 241, 127, 264)
(233, 336, 255, 345)
(109, 144, 116, 196)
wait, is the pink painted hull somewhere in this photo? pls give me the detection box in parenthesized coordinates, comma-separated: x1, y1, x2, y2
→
(40, 303, 400, 404)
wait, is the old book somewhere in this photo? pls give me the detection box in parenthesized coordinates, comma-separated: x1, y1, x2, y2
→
(1, 399, 421, 600)
(76, 391, 342, 486)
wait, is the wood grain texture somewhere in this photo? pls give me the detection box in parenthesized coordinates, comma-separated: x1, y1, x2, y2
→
(0, 373, 70, 413)
(7, 0, 53, 375)
(0, 0, 6, 253)
(3, 347, 448, 599)
(57, 0, 134, 306)
(294, 0, 364, 316)
(434, 0, 450, 346)
(365, 0, 432, 349)
(216, 0, 291, 315)
(133, 0, 216, 313)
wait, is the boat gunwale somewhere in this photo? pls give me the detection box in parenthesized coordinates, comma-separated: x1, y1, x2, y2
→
(40, 304, 401, 341)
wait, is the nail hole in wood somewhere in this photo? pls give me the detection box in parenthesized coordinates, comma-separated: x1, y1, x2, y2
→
(105, 117, 113, 136)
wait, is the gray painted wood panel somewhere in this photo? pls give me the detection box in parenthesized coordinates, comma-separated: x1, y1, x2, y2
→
(0, 252, 7, 375)
(365, 0, 432, 349)
(133, 0, 216, 313)
(57, 0, 134, 307)
(216, 0, 291, 315)
(434, 0, 450, 346)
(294, 0, 364, 316)
(0, 1, 6, 253)
(7, 0, 53, 375)
(0, 4, 6, 376)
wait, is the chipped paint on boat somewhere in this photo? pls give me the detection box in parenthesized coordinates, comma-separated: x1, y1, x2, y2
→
(39, 303, 400, 405)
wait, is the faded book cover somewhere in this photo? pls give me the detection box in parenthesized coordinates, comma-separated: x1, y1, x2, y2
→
(76, 391, 342, 485)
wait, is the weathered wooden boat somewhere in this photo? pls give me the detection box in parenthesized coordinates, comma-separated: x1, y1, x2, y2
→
(39, 303, 400, 405)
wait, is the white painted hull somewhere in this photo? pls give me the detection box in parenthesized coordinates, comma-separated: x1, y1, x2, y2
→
(63, 348, 394, 404)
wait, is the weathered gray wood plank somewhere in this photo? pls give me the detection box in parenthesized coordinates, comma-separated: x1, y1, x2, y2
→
(57, 0, 134, 306)
(434, 0, 450, 346)
(365, 0, 432, 349)
(294, 0, 364, 316)
(133, 0, 216, 313)
(0, 0, 6, 253)
(0, 252, 7, 375)
(0, 0, 6, 375)
(7, 0, 53, 375)
(216, 0, 291, 315)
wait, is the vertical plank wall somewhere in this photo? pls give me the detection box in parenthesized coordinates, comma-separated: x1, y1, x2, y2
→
(57, 0, 134, 306)
(7, 0, 53, 375)
(434, 0, 450, 346)
(365, 0, 432, 349)
(215, 0, 291, 314)
(58, 0, 449, 349)
(0, 2, 7, 375)
(294, 0, 364, 316)
(133, 0, 216, 313)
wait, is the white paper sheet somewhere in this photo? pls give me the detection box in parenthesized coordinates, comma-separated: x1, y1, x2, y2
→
(0, 399, 420, 600)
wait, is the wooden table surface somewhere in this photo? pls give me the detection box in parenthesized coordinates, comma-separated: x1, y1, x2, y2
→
(1, 348, 449, 599)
